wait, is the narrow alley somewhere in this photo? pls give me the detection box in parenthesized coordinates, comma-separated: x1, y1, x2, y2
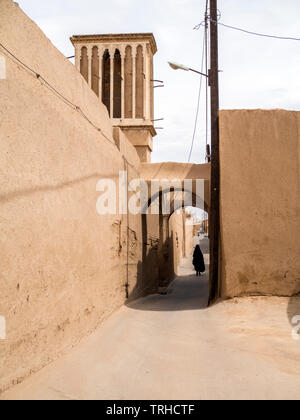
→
(2, 238, 300, 401)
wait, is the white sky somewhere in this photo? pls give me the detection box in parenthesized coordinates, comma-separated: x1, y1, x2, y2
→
(17, 0, 300, 164)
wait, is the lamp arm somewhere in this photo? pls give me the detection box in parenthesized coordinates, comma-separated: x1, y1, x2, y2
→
(189, 68, 209, 78)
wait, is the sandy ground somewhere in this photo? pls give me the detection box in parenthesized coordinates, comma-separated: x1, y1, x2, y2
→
(1, 238, 300, 400)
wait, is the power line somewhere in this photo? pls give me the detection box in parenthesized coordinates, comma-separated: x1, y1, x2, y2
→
(188, 0, 209, 163)
(195, 19, 300, 41)
(0, 41, 154, 175)
(188, 5, 209, 163)
(216, 21, 300, 42)
(188, 31, 205, 163)
(0, 42, 116, 148)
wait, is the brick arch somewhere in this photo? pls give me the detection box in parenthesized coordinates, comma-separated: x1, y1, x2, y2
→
(143, 187, 208, 217)
(140, 162, 210, 214)
(140, 162, 212, 301)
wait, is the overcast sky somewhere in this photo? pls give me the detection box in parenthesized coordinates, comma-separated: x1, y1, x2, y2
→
(17, 0, 300, 164)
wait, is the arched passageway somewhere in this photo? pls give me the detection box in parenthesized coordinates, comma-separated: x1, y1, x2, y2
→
(139, 162, 213, 305)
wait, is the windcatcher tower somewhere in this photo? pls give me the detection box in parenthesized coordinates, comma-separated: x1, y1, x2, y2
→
(71, 33, 157, 162)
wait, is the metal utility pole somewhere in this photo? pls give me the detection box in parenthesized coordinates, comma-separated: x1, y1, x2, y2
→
(208, 0, 220, 304)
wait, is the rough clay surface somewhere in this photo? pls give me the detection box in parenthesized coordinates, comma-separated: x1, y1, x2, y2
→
(2, 241, 300, 400)
(0, 0, 145, 393)
(220, 109, 300, 298)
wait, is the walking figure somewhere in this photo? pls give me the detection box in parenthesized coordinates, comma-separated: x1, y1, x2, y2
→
(193, 245, 205, 276)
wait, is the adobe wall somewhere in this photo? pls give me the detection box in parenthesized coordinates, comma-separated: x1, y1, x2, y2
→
(0, 0, 147, 392)
(185, 222, 194, 258)
(220, 109, 300, 298)
(169, 213, 184, 275)
(169, 212, 194, 275)
(193, 224, 201, 236)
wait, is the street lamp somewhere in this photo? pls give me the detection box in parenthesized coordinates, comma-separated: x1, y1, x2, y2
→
(168, 61, 208, 78)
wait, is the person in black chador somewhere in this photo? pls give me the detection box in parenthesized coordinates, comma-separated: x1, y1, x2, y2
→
(193, 245, 205, 276)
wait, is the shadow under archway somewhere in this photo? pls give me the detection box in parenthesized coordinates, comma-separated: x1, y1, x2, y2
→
(126, 273, 209, 312)
(126, 183, 210, 310)
(127, 233, 210, 313)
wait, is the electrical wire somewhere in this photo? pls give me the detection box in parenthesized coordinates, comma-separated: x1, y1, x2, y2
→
(0, 42, 116, 147)
(188, 0, 209, 163)
(216, 20, 300, 42)
(188, 29, 206, 162)
(0, 41, 141, 172)
(195, 19, 300, 42)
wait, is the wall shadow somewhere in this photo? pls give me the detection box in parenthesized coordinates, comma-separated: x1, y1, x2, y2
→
(127, 272, 209, 312)
(127, 231, 209, 312)
(0, 173, 108, 204)
(126, 210, 176, 303)
(126, 229, 175, 304)
(126, 208, 209, 312)
(287, 280, 300, 338)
